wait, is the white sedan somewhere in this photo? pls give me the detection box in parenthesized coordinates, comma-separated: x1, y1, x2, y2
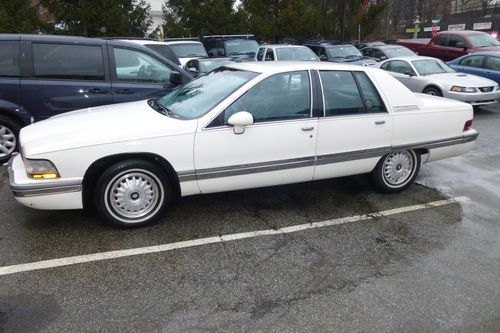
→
(6, 62, 478, 228)
(378, 56, 500, 106)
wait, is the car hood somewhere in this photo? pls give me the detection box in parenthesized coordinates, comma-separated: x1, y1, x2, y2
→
(426, 72, 497, 87)
(20, 100, 197, 157)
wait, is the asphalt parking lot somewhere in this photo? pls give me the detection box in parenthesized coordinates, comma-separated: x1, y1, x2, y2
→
(1, 105, 499, 332)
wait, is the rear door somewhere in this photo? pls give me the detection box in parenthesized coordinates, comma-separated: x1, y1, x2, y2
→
(453, 55, 486, 77)
(108, 45, 181, 103)
(314, 70, 393, 180)
(483, 56, 500, 84)
(0, 38, 21, 115)
(21, 40, 112, 121)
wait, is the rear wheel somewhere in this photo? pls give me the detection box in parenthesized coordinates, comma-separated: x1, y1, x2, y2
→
(423, 86, 442, 97)
(0, 115, 20, 163)
(94, 160, 171, 228)
(371, 150, 421, 193)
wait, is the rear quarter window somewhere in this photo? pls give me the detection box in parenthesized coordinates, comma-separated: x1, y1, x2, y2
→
(0, 41, 20, 77)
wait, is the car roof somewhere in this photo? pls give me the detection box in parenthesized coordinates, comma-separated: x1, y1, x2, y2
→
(225, 61, 374, 74)
(120, 39, 170, 45)
(370, 45, 407, 50)
(384, 56, 439, 62)
(261, 44, 307, 48)
(439, 30, 489, 35)
(0, 33, 106, 44)
(459, 51, 500, 57)
(165, 40, 203, 45)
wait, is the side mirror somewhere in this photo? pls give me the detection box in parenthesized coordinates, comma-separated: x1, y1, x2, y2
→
(319, 55, 328, 61)
(227, 111, 254, 135)
(405, 71, 415, 77)
(170, 71, 182, 85)
(187, 67, 198, 76)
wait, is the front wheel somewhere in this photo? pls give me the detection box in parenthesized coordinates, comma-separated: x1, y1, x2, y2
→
(0, 116, 20, 164)
(423, 86, 442, 97)
(94, 160, 171, 228)
(371, 150, 421, 193)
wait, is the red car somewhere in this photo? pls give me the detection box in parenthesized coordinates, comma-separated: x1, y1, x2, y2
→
(396, 30, 500, 62)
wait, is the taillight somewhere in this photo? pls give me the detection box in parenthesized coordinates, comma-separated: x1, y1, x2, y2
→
(464, 119, 473, 131)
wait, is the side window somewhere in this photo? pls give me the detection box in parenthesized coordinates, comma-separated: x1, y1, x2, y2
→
(460, 55, 484, 68)
(222, 71, 310, 124)
(484, 56, 500, 71)
(448, 35, 466, 48)
(113, 48, 173, 84)
(353, 72, 386, 113)
(265, 48, 274, 61)
(387, 60, 413, 75)
(256, 47, 265, 61)
(435, 35, 448, 46)
(319, 71, 364, 116)
(318, 47, 327, 57)
(0, 41, 20, 77)
(362, 48, 373, 57)
(32, 43, 104, 80)
(373, 50, 385, 59)
(380, 61, 390, 70)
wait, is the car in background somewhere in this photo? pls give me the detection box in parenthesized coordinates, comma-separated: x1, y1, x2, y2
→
(184, 57, 235, 77)
(378, 56, 500, 106)
(203, 34, 259, 61)
(447, 51, 500, 85)
(361, 45, 416, 62)
(355, 41, 386, 50)
(255, 45, 319, 62)
(117, 38, 182, 66)
(396, 30, 500, 62)
(164, 39, 209, 66)
(7, 62, 478, 228)
(0, 34, 191, 163)
(304, 42, 377, 66)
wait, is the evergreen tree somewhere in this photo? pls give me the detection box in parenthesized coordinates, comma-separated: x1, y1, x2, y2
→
(0, 0, 48, 33)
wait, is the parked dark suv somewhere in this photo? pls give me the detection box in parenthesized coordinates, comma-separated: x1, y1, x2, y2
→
(0, 34, 191, 162)
(203, 34, 259, 61)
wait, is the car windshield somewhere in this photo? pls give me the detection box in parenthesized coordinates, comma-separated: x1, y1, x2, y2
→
(198, 59, 235, 73)
(225, 40, 259, 56)
(384, 47, 416, 58)
(169, 43, 208, 58)
(276, 47, 318, 61)
(156, 68, 258, 119)
(468, 33, 500, 48)
(412, 59, 456, 75)
(327, 45, 362, 58)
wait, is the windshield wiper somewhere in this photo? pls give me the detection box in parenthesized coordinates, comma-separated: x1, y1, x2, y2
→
(149, 97, 171, 117)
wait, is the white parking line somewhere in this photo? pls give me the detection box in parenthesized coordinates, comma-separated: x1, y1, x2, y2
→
(0, 196, 470, 276)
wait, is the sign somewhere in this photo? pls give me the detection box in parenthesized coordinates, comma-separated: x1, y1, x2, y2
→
(406, 28, 421, 33)
(473, 22, 492, 30)
(432, 19, 440, 24)
(424, 25, 441, 32)
(448, 24, 466, 31)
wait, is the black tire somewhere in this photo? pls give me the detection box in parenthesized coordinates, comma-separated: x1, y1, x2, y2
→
(0, 115, 21, 164)
(423, 86, 442, 97)
(371, 150, 421, 193)
(94, 159, 172, 228)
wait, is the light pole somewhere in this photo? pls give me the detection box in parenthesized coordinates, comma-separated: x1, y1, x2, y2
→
(413, 15, 420, 39)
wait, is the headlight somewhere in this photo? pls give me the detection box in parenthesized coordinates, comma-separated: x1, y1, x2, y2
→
(450, 86, 477, 93)
(25, 159, 60, 179)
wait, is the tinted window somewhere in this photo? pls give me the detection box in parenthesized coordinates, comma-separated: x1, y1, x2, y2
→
(448, 35, 466, 48)
(32, 43, 104, 80)
(114, 48, 173, 83)
(387, 60, 413, 74)
(168, 43, 207, 58)
(256, 47, 265, 61)
(380, 61, 390, 70)
(320, 71, 364, 116)
(224, 40, 259, 57)
(460, 55, 484, 68)
(435, 35, 448, 46)
(144, 44, 181, 65)
(485, 56, 500, 71)
(0, 41, 19, 77)
(222, 71, 310, 124)
(276, 47, 317, 61)
(353, 72, 386, 113)
(265, 48, 274, 61)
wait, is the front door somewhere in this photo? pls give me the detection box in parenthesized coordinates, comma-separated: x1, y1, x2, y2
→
(314, 70, 393, 180)
(194, 70, 318, 193)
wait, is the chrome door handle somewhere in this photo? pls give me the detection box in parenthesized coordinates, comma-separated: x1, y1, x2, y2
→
(301, 126, 315, 131)
(375, 121, 386, 125)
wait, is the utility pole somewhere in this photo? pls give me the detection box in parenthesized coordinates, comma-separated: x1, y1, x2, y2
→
(413, 0, 420, 39)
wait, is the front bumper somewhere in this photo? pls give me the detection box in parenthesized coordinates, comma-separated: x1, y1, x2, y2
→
(4, 154, 83, 210)
(446, 90, 500, 106)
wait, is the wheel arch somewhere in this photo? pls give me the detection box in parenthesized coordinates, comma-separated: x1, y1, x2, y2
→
(82, 153, 181, 210)
(422, 84, 443, 95)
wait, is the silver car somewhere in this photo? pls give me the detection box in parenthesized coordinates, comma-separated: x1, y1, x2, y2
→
(255, 45, 319, 62)
(378, 56, 500, 106)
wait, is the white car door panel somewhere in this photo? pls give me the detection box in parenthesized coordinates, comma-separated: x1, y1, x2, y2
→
(314, 70, 393, 180)
(194, 70, 318, 193)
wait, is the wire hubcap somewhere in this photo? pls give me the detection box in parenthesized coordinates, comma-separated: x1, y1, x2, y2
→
(383, 151, 414, 186)
(0, 125, 16, 158)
